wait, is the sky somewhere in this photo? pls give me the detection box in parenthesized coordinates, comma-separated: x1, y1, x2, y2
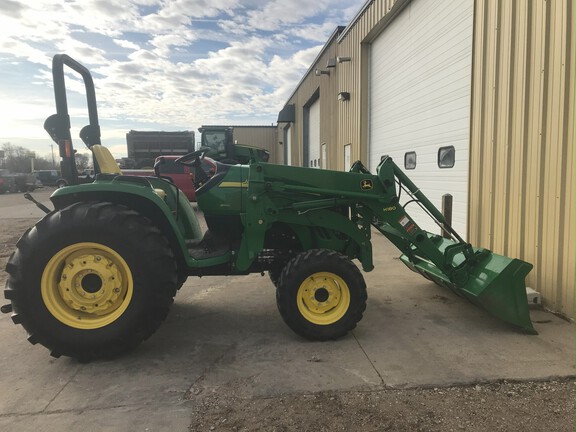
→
(0, 0, 365, 160)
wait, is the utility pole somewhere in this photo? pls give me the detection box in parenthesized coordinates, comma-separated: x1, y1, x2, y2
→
(50, 143, 56, 169)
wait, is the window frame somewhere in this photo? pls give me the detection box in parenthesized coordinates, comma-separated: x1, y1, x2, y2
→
(404, 151, 417, 170)
(437, 146, 455, 169)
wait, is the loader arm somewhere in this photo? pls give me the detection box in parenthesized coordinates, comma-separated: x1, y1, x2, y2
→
(238, 158, 535, 334)
(372, 157, 535, 334)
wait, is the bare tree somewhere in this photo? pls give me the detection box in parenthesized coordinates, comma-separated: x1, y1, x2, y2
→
(1, 142, 57, 173)
(2, 143, 35, 173)
(75, 152, 91, 173)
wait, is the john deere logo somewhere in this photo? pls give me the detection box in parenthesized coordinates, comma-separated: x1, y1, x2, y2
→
(361, 179, 373, 190)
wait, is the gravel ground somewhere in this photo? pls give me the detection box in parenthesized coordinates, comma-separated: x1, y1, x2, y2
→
(188, 379, 574, 432)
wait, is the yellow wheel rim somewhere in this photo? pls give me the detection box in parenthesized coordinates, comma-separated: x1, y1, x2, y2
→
(297, 272, 351, 325)
(41, 242, 133, 329)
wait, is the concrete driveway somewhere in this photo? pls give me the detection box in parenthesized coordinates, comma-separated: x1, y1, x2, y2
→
(0, 190, 573, 430)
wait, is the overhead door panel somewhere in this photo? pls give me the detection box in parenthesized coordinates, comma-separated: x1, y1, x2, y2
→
(308, 99, 321, 168)
(284, 125, 292, 165)
(369, 0, 474, 237)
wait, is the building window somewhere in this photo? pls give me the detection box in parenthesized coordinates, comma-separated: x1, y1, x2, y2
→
(438, 146, 455, 168)
(404, 151, 417, 170)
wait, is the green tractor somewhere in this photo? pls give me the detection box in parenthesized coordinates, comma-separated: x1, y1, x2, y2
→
(198, 125, 270, 164)
(2, 55, 536, 361)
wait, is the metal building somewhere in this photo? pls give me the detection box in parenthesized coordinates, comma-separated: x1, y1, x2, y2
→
(277, 0, 574, 318)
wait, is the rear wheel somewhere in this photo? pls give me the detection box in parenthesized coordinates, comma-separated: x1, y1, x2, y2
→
(276, 249, 367, 340)
(4, 202, 177, 360)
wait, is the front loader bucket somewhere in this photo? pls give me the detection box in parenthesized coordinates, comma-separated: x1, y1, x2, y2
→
(400, 251, 537, 334)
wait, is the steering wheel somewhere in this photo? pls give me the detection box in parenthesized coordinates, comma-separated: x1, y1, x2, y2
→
(175, 147, 211, 189)
(174, 147, 210, 166)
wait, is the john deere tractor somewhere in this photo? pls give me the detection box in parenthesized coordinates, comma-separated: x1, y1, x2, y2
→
(2, 55, 536, 361)
(198, 126, 270, 164)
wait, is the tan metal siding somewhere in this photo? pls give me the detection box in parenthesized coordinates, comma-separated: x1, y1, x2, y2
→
(337, 0, 403, 167)
(280, 0, 402, 169)
(282, 39, 340, 167)
(231, 127, 279, 161)
(279, 0, 573, 314)
(469, 0, 574, 316)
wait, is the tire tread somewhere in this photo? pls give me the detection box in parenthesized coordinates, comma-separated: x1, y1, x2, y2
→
(276, 249, 367, 341)
(3, 202, 177, 361)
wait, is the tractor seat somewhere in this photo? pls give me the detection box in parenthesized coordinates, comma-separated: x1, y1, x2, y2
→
(91, 144, 166, 200)
(92, 145, 122, 174)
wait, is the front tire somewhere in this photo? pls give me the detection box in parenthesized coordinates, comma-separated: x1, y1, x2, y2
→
(4, 202, 178, 360)
(276, 249, 367, 341)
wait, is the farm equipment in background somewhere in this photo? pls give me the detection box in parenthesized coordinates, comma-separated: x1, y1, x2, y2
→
(2, 54, 536, 361)
(198, 126, 270, 164)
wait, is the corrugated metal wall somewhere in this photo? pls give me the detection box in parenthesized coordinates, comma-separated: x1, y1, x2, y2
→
(231, 126, 279, 161)
(279, 0, 574, 317)
(282, 36, 340, 168)
(336, 0, 402, 168)
(468, 0, 574, 316)
(281, 0, 402, 169)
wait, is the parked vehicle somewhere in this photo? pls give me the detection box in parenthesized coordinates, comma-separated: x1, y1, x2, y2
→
(34, 170, 61, 186)
(54, 169, 94, 188)
(0, 172, 13, 194)
(0, 170, 37, 193)
(154, 155, 214, 201)
(71, 158, 212, 202)
(14, 174, 38, 192)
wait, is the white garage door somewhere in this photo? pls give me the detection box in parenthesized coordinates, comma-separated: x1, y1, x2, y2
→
(369, 0, 474, 237)
(307, 99, 321, 168)
(284, 125, 292, 165)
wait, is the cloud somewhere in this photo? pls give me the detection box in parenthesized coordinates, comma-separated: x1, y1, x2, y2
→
(113, 39, 141, 51)
(55, 39, 108, 65)
(0, 0, 25, 19)
(0, 0, 366, 158)
(151, 32, 197, 58)
(244, 0, 330, 31)
(287, 21, 342, 43)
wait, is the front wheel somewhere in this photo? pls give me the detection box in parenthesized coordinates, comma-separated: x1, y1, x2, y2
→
(4, 202, 178, 360)
(276, 249, 367, 341)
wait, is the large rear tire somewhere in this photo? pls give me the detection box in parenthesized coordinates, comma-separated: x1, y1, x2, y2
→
(276, 249, 367, 341)
(4, 202, 178, 361)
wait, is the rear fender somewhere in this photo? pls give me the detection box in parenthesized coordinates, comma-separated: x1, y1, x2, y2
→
(49, 180, 199, 270)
